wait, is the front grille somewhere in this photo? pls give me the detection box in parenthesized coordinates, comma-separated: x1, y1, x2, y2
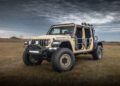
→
(31, 39, 49, 46)
(28, 45, 41, 50)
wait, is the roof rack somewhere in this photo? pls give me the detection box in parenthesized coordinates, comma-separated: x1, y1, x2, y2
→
(52, 23, 93, 28)
(81, 22, 93, 27)
(52, 23, 75, 27)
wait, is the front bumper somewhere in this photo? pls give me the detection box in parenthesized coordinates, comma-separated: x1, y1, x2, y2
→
(25, 45, 58, 58)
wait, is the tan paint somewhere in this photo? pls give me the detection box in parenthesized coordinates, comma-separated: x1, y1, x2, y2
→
(30, 23, 94, 54)
(74, 27, 94, 53)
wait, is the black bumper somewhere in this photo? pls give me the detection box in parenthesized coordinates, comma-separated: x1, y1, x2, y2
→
(25, 45, 56, 58)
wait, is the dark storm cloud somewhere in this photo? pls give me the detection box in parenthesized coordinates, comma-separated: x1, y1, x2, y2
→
(0, 0, 120, 40)
(21, 0, 120, 25)
(0, 0, 52, 36)
(0, 0, 120, 25)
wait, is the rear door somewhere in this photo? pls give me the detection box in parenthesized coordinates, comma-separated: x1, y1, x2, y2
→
(84, 27, 93, 51)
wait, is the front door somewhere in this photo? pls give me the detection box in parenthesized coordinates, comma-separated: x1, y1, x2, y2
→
(75, 26, 83, 50)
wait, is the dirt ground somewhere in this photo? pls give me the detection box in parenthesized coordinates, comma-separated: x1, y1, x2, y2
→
(0, 40, 120, 86)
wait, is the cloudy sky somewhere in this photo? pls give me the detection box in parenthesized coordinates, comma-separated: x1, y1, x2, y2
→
(0, 0, 120, 41)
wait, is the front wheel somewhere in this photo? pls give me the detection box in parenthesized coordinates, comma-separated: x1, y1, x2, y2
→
(23, 51, 43, 65)
(51, 48, 75, 72)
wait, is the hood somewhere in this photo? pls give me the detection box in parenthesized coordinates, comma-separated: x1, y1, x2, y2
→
(31, 35, 71, 40)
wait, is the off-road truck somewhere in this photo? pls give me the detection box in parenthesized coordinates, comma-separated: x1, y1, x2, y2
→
(23, 23, 103, 72)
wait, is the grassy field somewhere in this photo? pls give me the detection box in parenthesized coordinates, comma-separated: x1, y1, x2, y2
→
(0, 40, 120, 86)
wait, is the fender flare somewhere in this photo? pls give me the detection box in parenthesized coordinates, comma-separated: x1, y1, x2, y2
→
(52, 41, 73, 51)
(93, 41, 103, 50)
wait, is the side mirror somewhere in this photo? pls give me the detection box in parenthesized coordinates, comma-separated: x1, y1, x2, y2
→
(95, 36, 98, 41)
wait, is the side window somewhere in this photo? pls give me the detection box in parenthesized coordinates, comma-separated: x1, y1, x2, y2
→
(85, 28, 91, 38)
(51, 28, 60, 34)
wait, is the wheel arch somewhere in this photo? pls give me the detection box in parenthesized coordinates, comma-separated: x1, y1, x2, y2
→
(94, 41, 103, 50)
(98, 42, 103, 48)
(59, 41, 73, 51)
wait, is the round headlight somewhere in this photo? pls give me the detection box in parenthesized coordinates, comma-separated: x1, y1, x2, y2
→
(35, 41, 39, 44)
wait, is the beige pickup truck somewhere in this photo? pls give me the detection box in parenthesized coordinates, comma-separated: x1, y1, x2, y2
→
(23, 23, 103, 72)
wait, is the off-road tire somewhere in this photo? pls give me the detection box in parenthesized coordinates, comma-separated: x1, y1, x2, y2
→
(92, 46, 103, 60)
(23, 51, 43, 65)
(51, 48, 75, 72)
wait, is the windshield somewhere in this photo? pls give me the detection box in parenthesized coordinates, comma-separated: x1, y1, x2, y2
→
(48, 26, 74, 35)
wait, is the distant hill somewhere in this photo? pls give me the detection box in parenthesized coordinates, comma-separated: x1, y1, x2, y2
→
(103, 41, 120, 45)
(0, 37, 25, 42)
(10, 36, 21, 40)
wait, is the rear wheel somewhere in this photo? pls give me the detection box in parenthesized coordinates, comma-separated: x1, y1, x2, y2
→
(23, 51, 43, 65)
(51, 48, 75, 72)
(92, 46, 103, 60)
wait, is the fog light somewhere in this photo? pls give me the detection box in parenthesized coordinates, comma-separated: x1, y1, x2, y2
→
(29, 50, 39, 54)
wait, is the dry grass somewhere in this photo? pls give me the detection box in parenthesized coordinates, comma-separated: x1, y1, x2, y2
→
(0, 40, 120, 86)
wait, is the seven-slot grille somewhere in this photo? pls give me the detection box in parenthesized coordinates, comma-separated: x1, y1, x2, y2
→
(31, 39, 49, 46)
